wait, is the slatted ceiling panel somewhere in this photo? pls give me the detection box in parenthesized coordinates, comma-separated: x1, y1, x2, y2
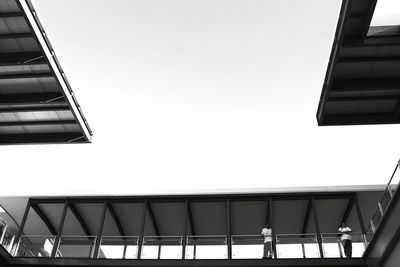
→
(0, 125, 23, 133)
(0, 64, 48, 74)
(0, 78, 58, 94)
(0, 0, 19, 12)
(0, 17, 29, 33)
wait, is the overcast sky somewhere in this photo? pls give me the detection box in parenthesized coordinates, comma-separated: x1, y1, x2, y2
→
(0, 0, 399, 196)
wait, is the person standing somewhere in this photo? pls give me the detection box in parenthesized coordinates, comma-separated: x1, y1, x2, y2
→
(261, 222, 273, 259)
(338, 222, 352, 258)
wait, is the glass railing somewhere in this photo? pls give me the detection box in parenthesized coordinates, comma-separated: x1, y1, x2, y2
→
(5, 232, 373, 259)
(231, 235, 264, 259)
(14, 235, 56, 257)
(99, 236, 139, 259)
(56, 236, 97, 258)
(321, 232, 367, 258)
(275, 234, 320, 259)
(141, 236, 182, 259)
(186, 235, 227, 259)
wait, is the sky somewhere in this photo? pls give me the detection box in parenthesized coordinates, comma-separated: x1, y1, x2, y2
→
(370, 0, 400, 26)
(0, 0, 399, 196)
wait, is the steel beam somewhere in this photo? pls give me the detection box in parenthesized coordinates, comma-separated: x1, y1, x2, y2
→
(302, 200, 312, 234)
(320, 113, 397, 125)
(268, 197, 277, 259)
(51, 199, 69, 258)
(93, 201, 107, 258)
(0, 104, 69, 113)
(0, 93, 65, 105)
(107, 202, 126, 237)
(311, 197, 324, 258)
(338, 55, 400, 63)
(0, 12, 23, 18)
(69, 203, 92, 236)
(0, 72, 53, 80)
(31, 203, 57, 235)
(187, 201, 196, 236)
(0, 33, 33, 39)
(182, 199, 188, 260)
(0, 132, 84, 144)
(341, 197, 355, 224)
(227, 197, 232, 259)
(354, 194, 366, 235)
(146, 202, 160, 236)
(137, 200, 147, 259)
(0, 119, 76, 127)
(11, 199, 31, 256)
(0, 51, 45, 65)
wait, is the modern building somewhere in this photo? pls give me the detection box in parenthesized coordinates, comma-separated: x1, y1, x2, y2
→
(1, 0, 400, 267)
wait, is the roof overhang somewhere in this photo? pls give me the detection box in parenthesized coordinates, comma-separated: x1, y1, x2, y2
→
(0, 0, 92, 144)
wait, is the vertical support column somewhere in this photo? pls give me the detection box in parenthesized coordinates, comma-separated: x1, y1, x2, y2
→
(227, 197, 232, 259)
(354, 194, 367, 246)
(311, 197, 324, 258)
(51, 199, 69, 258)
(268, 197, 277, 259)
(137, 200, 147, 259)
(182, 199, 188, 260)
(11, 199, 31, 256)
(93, 201, 107, 259)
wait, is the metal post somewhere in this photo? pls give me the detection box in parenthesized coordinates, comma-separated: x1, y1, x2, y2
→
(182, 199, 188, 260)
(354, 194, 367, 246)
(51, 199, 69, 258)
(137, 200, 147, 259)
(227, 197, 232, 259)
(11, 199, 31, 256)
(269, 197, 277, 259)
(311, 197, 324, 258)
(93, 201, 107, 259)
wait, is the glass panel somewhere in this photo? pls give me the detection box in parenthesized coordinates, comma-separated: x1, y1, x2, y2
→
(381, 190, 392, 213)
(186, 236, 227, 259)
(15, 235, 56, 257)
(141, 236, 182, 259)
(275, 234, 319, 259)
(321, 233, 366, 258)
(56, 236, 96, 258)
(99, 236, 139, 259)
(231, 235, 263, 259)
(321, 234, 342, 258)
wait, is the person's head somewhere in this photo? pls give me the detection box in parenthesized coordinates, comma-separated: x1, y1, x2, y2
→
(341, 222, 346, 228)
(265, 222, 271, 228)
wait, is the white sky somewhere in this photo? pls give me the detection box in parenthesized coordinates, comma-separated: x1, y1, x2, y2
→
(0, 0, 399, 196)
(370, 0, 400, 26)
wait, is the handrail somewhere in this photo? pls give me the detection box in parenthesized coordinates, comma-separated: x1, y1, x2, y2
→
(367, 160, 400, 234)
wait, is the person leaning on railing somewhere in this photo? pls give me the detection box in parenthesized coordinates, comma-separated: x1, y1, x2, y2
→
(261, 222, 273, 259)
(338, 222, 352, 258)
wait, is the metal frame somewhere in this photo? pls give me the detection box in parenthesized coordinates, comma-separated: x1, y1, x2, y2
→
(12, 190, 372, 260)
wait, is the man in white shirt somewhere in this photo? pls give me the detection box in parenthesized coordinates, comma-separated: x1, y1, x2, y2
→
(338, 222, 352, 258)
(261, 222, 273, 259)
